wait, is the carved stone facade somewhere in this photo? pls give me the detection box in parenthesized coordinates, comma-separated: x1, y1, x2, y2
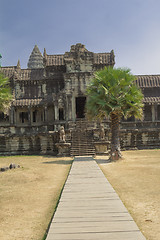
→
(0, 43, 160, 155)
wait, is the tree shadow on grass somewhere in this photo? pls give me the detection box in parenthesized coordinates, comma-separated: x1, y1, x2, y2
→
(95, 158, 111, 164)
(42, 155, 110, 165)
(43, 160, 73, 165)
(42, 156, 73, 165)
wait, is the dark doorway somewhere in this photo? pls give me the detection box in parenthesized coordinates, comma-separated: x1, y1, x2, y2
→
(59, 108, 64, 120)
(33, 110, 37, 122)
(76, 97, 86, 118)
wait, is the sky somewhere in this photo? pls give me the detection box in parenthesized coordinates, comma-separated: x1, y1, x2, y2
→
(1, 0, 160, 75)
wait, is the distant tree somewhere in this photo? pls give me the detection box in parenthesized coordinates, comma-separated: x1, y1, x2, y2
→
(0, 73, 12, 114)
(86, 67, 144, 160)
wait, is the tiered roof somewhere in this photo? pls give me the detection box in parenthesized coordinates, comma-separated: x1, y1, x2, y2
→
(45, 52, 114, 66)
(0, 66, 16, 78)
(1, 44, 160, 106)
(20, 69, 45, 80)
(45, 55, 64, 66)
(136, 75, 160, 88)
(0, 67, 45, 81)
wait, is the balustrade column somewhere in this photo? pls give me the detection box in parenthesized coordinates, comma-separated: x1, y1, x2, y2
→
(10, 107, 14, 125)
(44, 106, 48, 122)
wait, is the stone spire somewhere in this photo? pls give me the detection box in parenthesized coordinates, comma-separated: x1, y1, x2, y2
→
(27, 45, 44, 69)
(16, 59, 21, 70)
(43, 48, 47, 67)
(43, 48, 47, 58)
(14, 59, 21, 80)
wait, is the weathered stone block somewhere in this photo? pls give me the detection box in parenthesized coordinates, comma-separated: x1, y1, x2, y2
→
(94, 141, 110, 155)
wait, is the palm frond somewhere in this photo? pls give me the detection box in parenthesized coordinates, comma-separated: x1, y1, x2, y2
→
(86, 66, 144, 121)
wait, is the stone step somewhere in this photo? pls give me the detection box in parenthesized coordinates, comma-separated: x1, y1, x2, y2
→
(71, 145, 94, 148)
(70, 148, 95, 151)
(71, 150, 94, 153)
(71, 144, 94, 146)
(70, 123, 95, 156)
(70, 145, 95, 150)
(70, 150, 95, 154)
(70, 153, 95, 156)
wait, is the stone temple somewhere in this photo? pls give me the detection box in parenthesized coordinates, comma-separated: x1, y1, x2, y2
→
(0, 43, 160, 155)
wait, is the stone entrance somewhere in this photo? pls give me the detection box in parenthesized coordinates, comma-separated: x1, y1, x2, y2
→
(76, 97, 86, 118)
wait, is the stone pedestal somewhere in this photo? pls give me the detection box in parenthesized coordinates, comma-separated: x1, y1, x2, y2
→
(94, 141, 110, 155)
(55, 142, 71, 156)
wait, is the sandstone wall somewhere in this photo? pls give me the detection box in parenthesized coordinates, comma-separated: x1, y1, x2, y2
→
(0, 129, 59, 156)
(0, 126, 159, 155)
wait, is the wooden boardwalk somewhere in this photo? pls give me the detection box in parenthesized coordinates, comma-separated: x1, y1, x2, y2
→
(46, 156, 146, 240)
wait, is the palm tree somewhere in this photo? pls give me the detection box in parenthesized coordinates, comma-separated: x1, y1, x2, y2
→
(86, 67, 144, 160)
(0, 73, 12, 114)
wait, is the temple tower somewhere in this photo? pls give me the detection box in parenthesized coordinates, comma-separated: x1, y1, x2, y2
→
(27, 45, 44, 69)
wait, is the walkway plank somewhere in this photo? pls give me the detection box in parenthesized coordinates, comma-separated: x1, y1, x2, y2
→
(46, 156, 146, 240)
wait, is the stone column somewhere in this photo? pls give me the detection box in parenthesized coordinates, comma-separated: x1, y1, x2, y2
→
(28, 107, 31, 125)
(10, 107, 14, 125)
(67, 95, 72, 120)
(44, 106, 48, 122)
(152, 104, 156, 122)
(72, 95, 76, 120)
(54, 102, 59, 120)
(14, 108, 17, 125)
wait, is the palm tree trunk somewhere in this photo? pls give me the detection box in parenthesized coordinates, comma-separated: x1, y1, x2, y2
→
(110, 113, 122, 160)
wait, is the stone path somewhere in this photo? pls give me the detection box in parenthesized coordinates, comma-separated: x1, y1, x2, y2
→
(46, 156, 146, 240)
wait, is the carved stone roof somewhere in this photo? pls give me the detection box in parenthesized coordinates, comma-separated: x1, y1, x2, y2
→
(136, 75, 160, 88)
(93, 52, 114, 65)
(0, 67, 45, 80)
(0, 66, 16, 78)
(45, 52, 114, 66)
(45, 55, 64, 66)
(20, 69, 45, 80)
(13, 98, 44, 107)
(44, 44, 115, 66)
(143, 97, 160, 104)
(27, 45, 44, 69)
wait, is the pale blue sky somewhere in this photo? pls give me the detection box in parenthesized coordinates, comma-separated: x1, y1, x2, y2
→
(1, 0, 160, 74)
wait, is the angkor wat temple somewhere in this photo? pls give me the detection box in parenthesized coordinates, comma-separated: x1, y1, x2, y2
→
(0, 43, 160, 155)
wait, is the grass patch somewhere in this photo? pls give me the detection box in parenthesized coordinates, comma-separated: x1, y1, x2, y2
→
(96, 149, 160, 240)
(0, 155, 73, 240)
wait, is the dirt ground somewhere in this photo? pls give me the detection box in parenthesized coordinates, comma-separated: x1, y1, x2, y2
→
(0, 155, 73, 240)
(96, 149, 160, 240)
(1, 152, 159, 240)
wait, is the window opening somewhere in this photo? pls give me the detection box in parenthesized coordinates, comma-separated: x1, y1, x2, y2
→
(19, 112, 28, 123)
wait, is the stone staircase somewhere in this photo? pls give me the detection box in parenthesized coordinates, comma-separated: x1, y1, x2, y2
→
(70, 119, 95, 156)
